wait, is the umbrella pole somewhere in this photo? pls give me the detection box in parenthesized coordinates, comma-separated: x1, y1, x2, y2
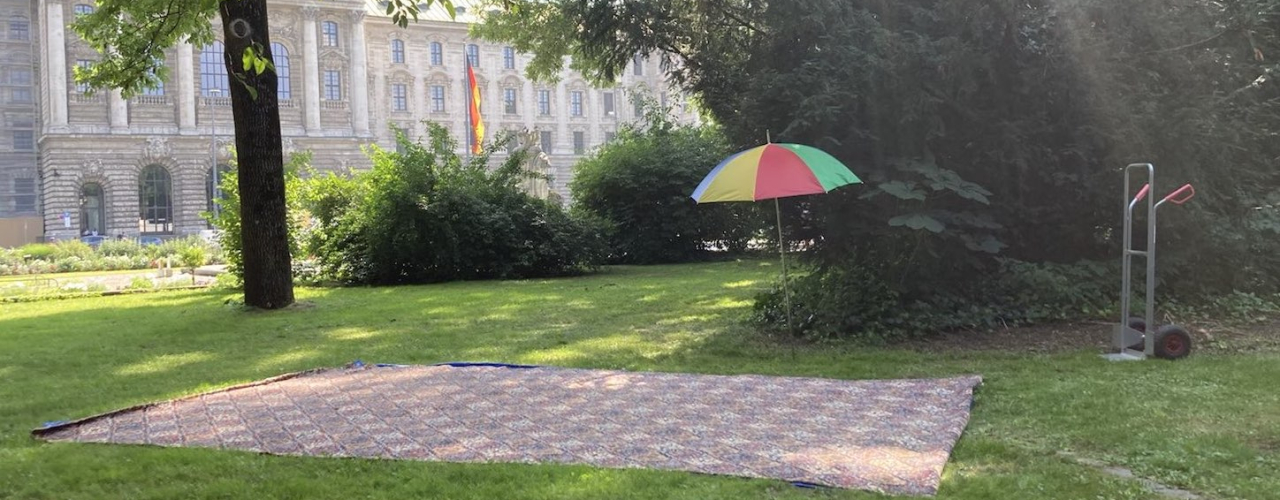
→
(776, 198, 793, 335)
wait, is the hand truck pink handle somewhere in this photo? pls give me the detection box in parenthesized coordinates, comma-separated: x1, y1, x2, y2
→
(1133, 184, 1150, 203)
(1162, 184, 1195, 205)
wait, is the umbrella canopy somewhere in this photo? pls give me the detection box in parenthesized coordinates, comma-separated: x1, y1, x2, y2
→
(691, 143, 862, 203)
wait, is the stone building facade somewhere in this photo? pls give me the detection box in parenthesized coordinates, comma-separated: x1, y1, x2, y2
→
(0, 0, 39, 246)
(12, 0, 693, 244)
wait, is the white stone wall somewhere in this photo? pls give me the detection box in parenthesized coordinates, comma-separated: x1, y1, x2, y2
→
(34, 0, 698, 240)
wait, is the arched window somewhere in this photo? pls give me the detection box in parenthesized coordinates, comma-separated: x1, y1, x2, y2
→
(271, 42, 291, 100)
(206, 164, 232, 226)
(80, 183, 105, 236)
(200, 41, 228, 97)
(73, 4, 95, 15)
(430, 42, 443, 66)
(138, 165, 172, 234)
(466, 44, 479, 67)
(391, 39, 405, 64)
(322, 21, 339, 47)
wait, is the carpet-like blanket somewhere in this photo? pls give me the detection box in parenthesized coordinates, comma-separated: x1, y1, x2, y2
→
(35, 364, 981, 496)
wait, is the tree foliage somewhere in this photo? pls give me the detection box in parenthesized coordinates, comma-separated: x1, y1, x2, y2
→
(301, 125, 606, 285)
(71, 0, 455, 309)
(478, 0, 1280, 337)
(570, 104, 754, 263)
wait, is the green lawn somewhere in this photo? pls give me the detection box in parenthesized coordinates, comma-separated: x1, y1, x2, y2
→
(1, 260, 1276, 499)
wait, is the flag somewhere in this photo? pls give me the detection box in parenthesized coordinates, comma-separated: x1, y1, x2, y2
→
(467, 61, 484, 155)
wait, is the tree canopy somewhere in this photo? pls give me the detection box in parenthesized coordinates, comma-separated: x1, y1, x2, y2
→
(71, 0, 456, 309)
(476, 0, 1280, 335)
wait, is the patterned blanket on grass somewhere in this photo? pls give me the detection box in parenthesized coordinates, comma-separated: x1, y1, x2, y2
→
(35, 364, 981, 496)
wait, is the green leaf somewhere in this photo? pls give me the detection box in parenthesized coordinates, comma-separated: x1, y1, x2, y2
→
(242, 46, 255, 72)
(888, 214, 945, 233)
(254, 56, 266, 75)
(878, 181, 926, 201)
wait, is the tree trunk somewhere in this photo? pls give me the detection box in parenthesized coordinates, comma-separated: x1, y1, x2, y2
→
(220, 0, 294, 309)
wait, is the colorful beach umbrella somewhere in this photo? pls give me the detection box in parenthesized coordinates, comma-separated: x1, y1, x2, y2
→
(691, 143, 862, 203)
(691, 142, 862, 334)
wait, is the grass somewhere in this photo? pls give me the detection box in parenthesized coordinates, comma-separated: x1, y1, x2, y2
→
(0, 260, 1276, 500)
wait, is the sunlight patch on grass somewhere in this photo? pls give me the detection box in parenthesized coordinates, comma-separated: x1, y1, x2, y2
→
(114, 352, 215, 376)
(721, 280, 760, 289)
(254, 349, 323, 371)
(655, 314, 720, 326)
(640, 293, 666, 302)
(698, 297, 753, 310)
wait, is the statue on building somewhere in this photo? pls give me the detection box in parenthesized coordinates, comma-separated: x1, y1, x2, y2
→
(513, 128, 555, 201)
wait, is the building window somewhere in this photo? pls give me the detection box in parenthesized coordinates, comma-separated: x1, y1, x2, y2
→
(75, 60, 93, 93)
(323, 70, 341, 100)
(11, 69, 31, 86)
(391, 83, 408, 111)
(8, 19, 28, 41)
(573, 131, 585, 155)
(141, 82, 164, 96)
(139, 165, 173, 234)
(603, 92, 615, 116)
(200, 41, 229, 97)
(570, 91, 583, 117)
(141, 62, 164, 96)
(503, 46, 515, 69)
(539, 131, 552, 154)
(430, 42, 443, 66)
(270, 43, 291, 100)
(12, 130, 32, 150)
(13, 178, 36, 214)
(73, 4, 95, 15)
(391, 39, 405, 64)
(11, 88, 31, 103)
(430, 85, 445, 112)
(537, 90, 550, 115)
(81, 183, 105, 235)
(466, 44, 480, 67)
(321, 21, 339, 47)
(634, 97, 644, 119)
(503, 88, 517, 114)
(633, 54, 644, 76)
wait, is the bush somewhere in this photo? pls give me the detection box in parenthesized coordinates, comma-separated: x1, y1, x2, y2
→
(98, 239, 144, 257)
(51, 241, 95, 260)
(17, 243, 56, 260)
(303, 125, 605, 285)
(755, 258, 1121, 341)
(570, 104, 756, 264)
(126, 276, 154, 290)
(208, 151, 310, 283)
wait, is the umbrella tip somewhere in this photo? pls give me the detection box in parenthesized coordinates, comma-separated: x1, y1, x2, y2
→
(766, 130, 772, 143)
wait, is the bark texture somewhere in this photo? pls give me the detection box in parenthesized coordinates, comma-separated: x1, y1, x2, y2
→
(220, 0, 294, 309)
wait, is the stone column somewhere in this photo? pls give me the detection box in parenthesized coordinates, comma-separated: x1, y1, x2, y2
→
(301, 6, 322, 135)
(555, 78, 569, 152)
(109, 90, 128, 132)
(177, 40, 196, 132)
(523, 78, 535, 130)
(46, 1, 69, 131)
(348, 10, 370, 137)
(372, 66, 385, 141)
